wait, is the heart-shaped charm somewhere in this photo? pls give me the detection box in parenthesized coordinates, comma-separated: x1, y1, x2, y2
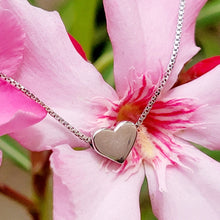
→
(92, 121, 137, 163)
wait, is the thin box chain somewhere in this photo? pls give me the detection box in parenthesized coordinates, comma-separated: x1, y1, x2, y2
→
(0, 0, 185, 144)
(135, 0, 185, 127)
(0, 73, 92, 143)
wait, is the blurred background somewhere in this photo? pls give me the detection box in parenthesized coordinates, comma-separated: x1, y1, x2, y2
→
(0, 0, 220, 219)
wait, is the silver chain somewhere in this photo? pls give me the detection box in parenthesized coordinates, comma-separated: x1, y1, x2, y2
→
(0, 0, 185, 144)
(136, 0, 185, 127)
(0, 73, 92, 143)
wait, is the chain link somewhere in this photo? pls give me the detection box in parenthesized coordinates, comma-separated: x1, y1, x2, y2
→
(135, 0, 185, 127)
(0, 73, 92, 143)
(0, 0, 185, 143)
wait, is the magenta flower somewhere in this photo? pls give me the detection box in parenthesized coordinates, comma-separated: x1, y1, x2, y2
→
(1, 0, 220, 219)
(0, 8, 46, 165)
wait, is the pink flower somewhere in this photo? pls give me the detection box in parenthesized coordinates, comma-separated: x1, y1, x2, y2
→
(0, 8, 46, 165)
(1, 0, 220, 219)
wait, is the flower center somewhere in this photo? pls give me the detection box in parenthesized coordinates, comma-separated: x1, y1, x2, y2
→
(116, 102, 156, 162)
(136, 126, 156, 160)
(112, 93, 198, 167)
(116, 103, 143, 123)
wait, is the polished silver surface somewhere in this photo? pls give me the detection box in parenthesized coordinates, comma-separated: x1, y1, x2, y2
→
(92, 121, 137, 163)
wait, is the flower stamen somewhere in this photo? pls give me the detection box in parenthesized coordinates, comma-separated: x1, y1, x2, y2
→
(136, 126, 156, 160)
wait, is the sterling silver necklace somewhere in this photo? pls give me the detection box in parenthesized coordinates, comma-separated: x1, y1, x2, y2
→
(0, 0, 185, 163)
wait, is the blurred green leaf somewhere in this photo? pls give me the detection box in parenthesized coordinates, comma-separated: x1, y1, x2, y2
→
(28, 0, 35, 5)
(102, 63, 115, 88)
(94, 50, 113, 74)
(0, 136, 31, 171)
(199, 147, 220, 162)
(41, 177, 53, 220)
(197, 0, 220, 28)
(140, 179, 157, 220)
(93, 24, 108, 48)
(193, 143, 220, 162)
(197, 29, 220, 57)
(59, 0, 100, 59)
(94, 41, 114, 86)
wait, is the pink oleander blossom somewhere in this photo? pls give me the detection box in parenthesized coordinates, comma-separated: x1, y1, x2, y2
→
(0, 8, 46, 165)
(1, 0, 220, 219)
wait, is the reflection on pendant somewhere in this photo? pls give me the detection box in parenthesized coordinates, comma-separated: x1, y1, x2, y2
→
(92, 121, 137, 163)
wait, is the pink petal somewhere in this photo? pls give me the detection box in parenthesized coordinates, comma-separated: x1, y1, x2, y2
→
(103, 0, 207, 98)
(0, 9, 25, 76)
(10, 110, 92, 151)
(165, 65, 220, 150)
(50, 145, 145, 220)
(0, 78, 46, 136)
(1, 0, 118, 150)
(68, 33, 87, 61)
(177, 56, 220, 85)
(145, 142, 220, 220)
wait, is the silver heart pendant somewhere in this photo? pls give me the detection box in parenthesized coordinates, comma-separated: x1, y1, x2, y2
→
(92, 121, 137, 163)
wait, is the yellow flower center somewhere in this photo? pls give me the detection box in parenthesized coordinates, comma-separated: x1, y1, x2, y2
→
(136, 126, 156, 160)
